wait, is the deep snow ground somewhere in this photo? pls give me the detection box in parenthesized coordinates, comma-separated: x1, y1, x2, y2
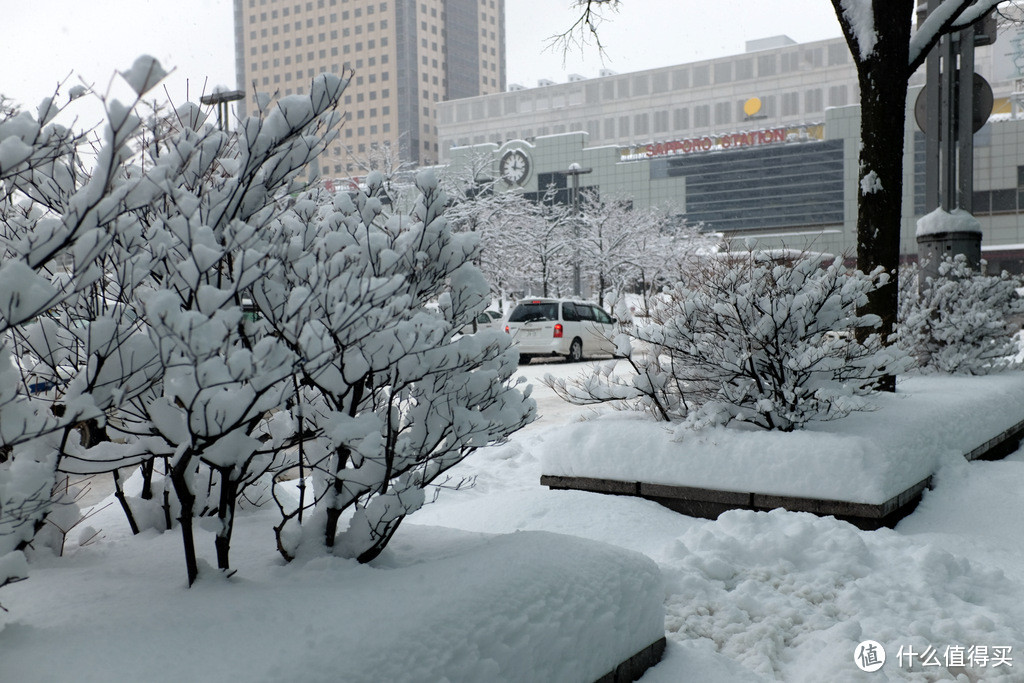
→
(5, 357, 1024, 681)
(416, 358, 1024, 681)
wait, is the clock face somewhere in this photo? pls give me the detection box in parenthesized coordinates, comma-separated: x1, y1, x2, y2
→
(500, 150, 530, 185)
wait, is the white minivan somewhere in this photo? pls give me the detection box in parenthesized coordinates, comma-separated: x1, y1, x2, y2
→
(504, 298, 618, 363)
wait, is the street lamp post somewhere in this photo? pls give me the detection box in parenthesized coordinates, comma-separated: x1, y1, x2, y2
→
(565, 162, 592, 297)
(200, 89, 246, 132)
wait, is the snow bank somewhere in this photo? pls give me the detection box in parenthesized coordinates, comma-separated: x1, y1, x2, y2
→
(664, 508, 1023, 681)
(1, 521, 664, 683)
(916, 207, 982, 237)
(541, 373, 1024, 504)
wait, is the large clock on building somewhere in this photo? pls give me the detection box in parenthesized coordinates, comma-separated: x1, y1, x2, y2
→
(500, 149, 531, 185)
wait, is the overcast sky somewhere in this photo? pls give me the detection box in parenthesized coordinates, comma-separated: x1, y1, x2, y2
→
(1, 1, 841, 119)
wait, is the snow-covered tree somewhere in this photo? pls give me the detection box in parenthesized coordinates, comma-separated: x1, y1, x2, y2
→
(443, 162, 577, 301)
(446, 182, 550, 301)
(549, 250, 909, 431)
(564, 0, 1011, 390)
(574, 192, 713, 308)
(444, 168, 712, 305)
(340, 136, 416, 203)
(87, 69, 352, 585)
(899, 255, 1024, 374)
(574, 193, 650, 308)
(828, 0, 1008, 386)
(260, 171, 536, 564)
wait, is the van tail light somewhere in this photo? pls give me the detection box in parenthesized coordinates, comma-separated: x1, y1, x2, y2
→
(505, 325, 510, 334)
(553, 324, 563, 338)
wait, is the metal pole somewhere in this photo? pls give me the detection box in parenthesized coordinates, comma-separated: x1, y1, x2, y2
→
(200, 90, 246, 133)
(572, 171, 581, 296)
(565, 163, 592, 297)
(941, 32, 957, 212)
(958, 25, 975, 213)
(924, 0, 942, 213)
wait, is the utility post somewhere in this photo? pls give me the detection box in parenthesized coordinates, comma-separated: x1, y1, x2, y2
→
(565, 162, 592, 297)
(200, 89, 246, 132)
(915, 0, 995, 282)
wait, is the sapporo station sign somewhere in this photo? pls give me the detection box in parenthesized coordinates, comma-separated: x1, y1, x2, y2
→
(618, 124, 825, 162)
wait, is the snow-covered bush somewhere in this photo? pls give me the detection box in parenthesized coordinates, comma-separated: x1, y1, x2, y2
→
(3, 56, 535, 591)
(899, 255, 1024, 374)
(82, 69, 356, 585)
(549, 250, 909, 431)
(260, 171, 536, 564)
(0, 58, 175, 605)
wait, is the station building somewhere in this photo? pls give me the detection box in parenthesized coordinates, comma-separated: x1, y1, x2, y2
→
(440, 32, 1024, 271)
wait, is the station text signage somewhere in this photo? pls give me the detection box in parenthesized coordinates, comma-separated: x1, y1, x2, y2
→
(618, 125, 824, 162)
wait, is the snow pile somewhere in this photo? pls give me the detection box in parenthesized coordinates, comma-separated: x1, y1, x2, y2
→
(118, 55, 169, 97)
(916, 207, 982, 237)
(1, 520, 664, 683)
(542, 373, 1024, 503)
(664, 509, 1023, 681)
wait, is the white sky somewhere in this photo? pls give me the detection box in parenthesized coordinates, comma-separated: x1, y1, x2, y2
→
(1, 0, 841, 119)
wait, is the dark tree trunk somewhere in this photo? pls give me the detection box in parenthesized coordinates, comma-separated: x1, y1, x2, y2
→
(140, 458, 154, 500)
(356, 515, 405, 564)
(169, 453, 200, 586)
(324, 444, 353, 548)
(214, 468, 239, 571)
(112, 469, 140, 535)
(848, 1, 914, 392)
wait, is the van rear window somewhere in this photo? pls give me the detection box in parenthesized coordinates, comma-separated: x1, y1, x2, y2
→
(508, 303, 558, 323)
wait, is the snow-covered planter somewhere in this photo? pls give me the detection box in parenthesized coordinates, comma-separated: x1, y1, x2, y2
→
(542, 372, 1024, 506)
(549, 250, 909, 431)
(0, 522, 666, 682)
(899, 255, 1024, 374)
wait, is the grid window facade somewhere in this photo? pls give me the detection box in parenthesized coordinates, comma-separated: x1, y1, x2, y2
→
(238, 0, 505, 170)
(650, 140, 845, 232)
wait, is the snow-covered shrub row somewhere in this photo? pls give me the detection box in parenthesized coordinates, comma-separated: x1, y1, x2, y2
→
(1, 56, 534, 593)
(899, 255, 1024, 375)
(549, 250, 909, 431)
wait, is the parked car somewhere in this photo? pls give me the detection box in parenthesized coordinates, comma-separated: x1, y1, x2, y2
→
(504, 298, 617, 363)
(459, 309, 503, 335)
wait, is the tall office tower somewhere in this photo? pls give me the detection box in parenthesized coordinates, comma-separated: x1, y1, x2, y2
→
(234, 0, 505, 175)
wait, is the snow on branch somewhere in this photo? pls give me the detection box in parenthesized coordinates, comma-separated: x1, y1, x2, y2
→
(909, 0, 1002, 71)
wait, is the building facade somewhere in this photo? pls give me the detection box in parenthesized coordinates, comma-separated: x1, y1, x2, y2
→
(441, 31, 1024, 271)
(438, 32, 1024, 157)
(234, 0, 505, 172)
